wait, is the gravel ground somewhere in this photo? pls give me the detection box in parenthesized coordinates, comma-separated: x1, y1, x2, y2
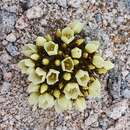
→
(0, 0, 130, 130)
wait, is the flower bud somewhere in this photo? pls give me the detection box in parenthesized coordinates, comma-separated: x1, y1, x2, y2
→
(42, 58, 49, 65)
(53, 89, 60, 98)
(97, 68, 107, 74)
(63, 72, 71, 81)
(75, 39, 84, 46)
(55, 59, 61, 66)
(56, 29, 62, 38)
(71, 47, 82, 59)
(73, 59, 79, 65)
(45, 34, 52, 41)
(40, 83, 48, 94)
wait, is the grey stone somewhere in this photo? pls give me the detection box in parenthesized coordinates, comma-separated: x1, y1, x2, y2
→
(68, 0, 81, 8)
(6, 33, 16, 42)
(57, 0, 67, 8)
(26, 6, 44, 19)
(6, 43, 19, 57)
(0, 10, 16, 34)
(95, 13, 102, 23)
(99, 118, 109, 130)
(122, 89, 130, 98)
(1, 82, 11, 94)
(107, 69, 122, 99)
(106, 100, 128, 120)
(0, 68, 3, 83)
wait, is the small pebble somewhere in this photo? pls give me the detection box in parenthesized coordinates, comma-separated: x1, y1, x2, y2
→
(6, 43, 19, 56)
(57, 0, 67, 8)
(26, 6, 44, 19)
(6, 33, 16, 42)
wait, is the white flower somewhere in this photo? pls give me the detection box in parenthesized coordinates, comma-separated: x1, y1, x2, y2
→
(74, 97, 86, 111)
(61, 57, 74, 72)
(92, 54, 104, 68)
(64, 82, 81, 99)
(68, 20, 84, 34)
(36, 36, 46, 46)
(85, 41, 100, 53)
(44, 41, 58, 56)
(55, 96, 72, 113)
(28, 92, 40, 105)
(18, 59, 35, 74)
(88, 78, 101, 98)
(21, 44, 37, 57)
(75, 70, 90, 87)
(46, 69, 60, 85)
(61, 27, 74, 44)
(28, 67, 46, 84)
(38, 93, 54, 109)
(27, 83, 40, 93)
(103, 60, 114, 70)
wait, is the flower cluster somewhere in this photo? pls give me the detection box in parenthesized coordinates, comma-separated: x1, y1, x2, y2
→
(18, 20, 114, 112)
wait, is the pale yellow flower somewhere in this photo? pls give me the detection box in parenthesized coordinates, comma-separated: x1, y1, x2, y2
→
(18, 59, 35, 74)
(68, 20, 84, 34)
(64, 82, 81, 99)
(55, 96, 72, 113)
(44, 41, 58, 56)
(85, 41, 100, 53)
(103, 60, 114, 70)
(61, 57, 74, 72)
(88, 78, 101, 97)
(27, 83, 40, 93)
(74, 97, 86, 111)
(71, 47, 82, 59)
(61, 27, 74, 44)
(46, 69, 60, 85)
(21, 44, 37, 57)
(28, 67, 46, 84)
(30, 53, 39, 61)
(28, 92, 40, 105)
(75, 70, 90, 87)
(36, 36, 46, 47)
(38, 93, 54, 109)
(92, 54, 104, 68)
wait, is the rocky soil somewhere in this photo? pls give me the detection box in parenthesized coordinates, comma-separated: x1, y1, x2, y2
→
(0, 0, 130, 130)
